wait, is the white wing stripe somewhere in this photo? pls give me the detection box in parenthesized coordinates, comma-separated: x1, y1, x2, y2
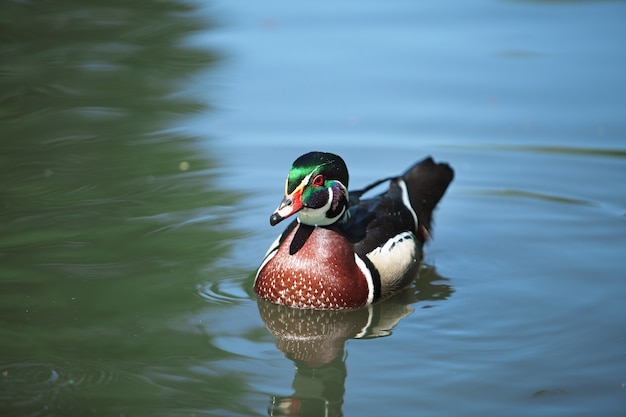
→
(397, 179, 418, 230)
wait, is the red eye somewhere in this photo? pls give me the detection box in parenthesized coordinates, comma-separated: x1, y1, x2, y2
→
(312, 174, 325, 187)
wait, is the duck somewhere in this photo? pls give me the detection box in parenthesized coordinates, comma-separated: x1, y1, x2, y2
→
(254, 151, 453, 310)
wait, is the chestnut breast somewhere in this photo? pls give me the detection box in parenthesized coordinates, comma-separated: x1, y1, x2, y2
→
(255, 224, 371, 309)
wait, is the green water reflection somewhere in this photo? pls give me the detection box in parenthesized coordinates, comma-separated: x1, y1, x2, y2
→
(0, 1, 250, 415)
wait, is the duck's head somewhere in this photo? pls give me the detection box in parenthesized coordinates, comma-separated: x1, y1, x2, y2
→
(270, 152, 349, 227)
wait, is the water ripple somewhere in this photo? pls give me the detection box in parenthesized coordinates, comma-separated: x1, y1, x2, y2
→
(197, 274, 250, 305)
(469, 188, 595, 206)
(0, 362, 124, 416)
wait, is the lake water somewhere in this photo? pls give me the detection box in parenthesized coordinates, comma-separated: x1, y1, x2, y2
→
(1, 1, 625, 416)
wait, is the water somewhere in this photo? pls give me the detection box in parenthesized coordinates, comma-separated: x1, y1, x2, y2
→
(1, 1, 625, 416)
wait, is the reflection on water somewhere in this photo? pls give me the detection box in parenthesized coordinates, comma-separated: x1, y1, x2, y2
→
(0, 1, 249, 416)
(258, 266, 452, 417)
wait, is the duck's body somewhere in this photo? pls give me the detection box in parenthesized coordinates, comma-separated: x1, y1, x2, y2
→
(254, 152, 453, 310)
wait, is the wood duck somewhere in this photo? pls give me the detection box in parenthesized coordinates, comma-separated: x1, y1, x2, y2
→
(254, 151, 453, 310)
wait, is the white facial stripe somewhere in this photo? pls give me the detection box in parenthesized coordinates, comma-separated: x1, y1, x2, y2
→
(326, 185, 333, 210)
(301, 172, 313, 187)
(397, 179, 418, 230)
(285, 171, 313, 196)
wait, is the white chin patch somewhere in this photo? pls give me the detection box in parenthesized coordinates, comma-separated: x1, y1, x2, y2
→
(297, 187, 343, 226)
(297, 206, 343, 226)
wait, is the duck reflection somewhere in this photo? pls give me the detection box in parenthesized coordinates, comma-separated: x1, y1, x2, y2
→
(257, 266, 452, 417)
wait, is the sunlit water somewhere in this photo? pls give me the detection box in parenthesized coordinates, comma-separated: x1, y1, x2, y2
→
(1, 1, 625, 416)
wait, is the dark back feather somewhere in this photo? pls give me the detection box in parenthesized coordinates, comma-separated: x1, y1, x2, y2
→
(347, 157, 453, 255)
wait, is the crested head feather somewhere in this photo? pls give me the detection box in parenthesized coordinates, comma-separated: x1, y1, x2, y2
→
(287, 152, 349, 194)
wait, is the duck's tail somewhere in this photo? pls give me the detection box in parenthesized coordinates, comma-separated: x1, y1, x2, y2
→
(402, 157, 454, 241)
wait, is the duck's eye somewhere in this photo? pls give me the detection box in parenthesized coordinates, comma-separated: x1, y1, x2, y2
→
(312, 174, 325, 187)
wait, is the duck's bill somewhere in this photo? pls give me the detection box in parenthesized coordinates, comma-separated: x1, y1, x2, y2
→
(270, 191, 303, 226)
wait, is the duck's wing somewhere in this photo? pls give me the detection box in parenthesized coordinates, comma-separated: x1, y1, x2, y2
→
(346, 157, 454, 256)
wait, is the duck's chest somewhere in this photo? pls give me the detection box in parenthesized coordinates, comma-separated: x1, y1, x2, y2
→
(254, 225, 373, 309)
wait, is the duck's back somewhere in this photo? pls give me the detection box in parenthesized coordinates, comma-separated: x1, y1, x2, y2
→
(349, 157, 454, 255)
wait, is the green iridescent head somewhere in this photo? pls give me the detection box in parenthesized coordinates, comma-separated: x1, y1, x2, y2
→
(270, 152, 350, 226)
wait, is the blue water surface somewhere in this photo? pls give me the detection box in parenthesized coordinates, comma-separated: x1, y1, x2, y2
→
(193, 1, 626, 415)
